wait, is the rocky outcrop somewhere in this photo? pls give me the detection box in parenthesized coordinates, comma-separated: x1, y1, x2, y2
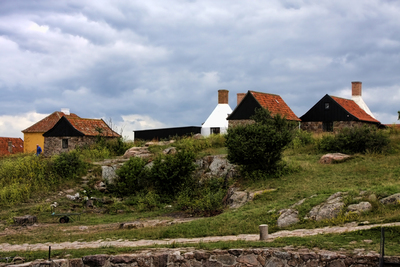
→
(346, 202, 372, 214)
(308, 192, 346, 221)
(277, 209, 299, 228)
(380, 193, 400, 205)
(319, 153, 351, 164)
(13, 215, 37, 226)
(194, 155, 238, 180)
(123, 147, 152, 159)
(6, 248, 386, 267)
(224, 188, 269, 209)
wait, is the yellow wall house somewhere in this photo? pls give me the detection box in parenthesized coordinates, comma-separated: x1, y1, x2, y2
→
(22, 110, 79, 153)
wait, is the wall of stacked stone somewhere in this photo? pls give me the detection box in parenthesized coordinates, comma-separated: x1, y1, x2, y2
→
(300, 121, 377, 133)
(7, 248, 393, 267)
(44, 136, 98, 156)
(228, 120, 255, 128)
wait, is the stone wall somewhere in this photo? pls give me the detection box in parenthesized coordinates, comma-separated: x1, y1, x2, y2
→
(228, 119, 255, 128)
(6, 248, 393, 267)
(300, 121, 377, 133)
(44, 136, 98, 156)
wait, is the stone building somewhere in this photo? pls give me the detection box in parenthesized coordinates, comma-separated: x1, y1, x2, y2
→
(300, 82, 381, 132)
(43, 116, 120, 156)
(21, 109, 79, 153)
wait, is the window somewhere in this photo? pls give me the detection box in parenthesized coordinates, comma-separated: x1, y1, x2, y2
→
(210, 127, 220, 134)
(325, 102, 330, 109)
(62, 139, 68, 149)
(323, 122, 333, 132)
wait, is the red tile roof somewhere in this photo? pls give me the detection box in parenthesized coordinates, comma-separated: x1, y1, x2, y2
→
(22, 111, 79, 133)
(66, 117, 121, 137)
(0, 137, 24, 155)
(331, 96, 380, 123)
(250, 91, 301, 121)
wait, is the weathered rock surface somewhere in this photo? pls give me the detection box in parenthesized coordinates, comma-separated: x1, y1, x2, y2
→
(224, 187, 266, 209)
(277, 209, 299, 228)
(308, 192, 346, 221)
(13, 215, 37, 225)
(346, 202, 372, 214)
(380, 193, 400, 205)
(123, 147, 152, 159)
(194, 155, 238, 180)
(102, 164, 124, 184)
(319, 153, 351, 164)
(162, 147, 176, 155)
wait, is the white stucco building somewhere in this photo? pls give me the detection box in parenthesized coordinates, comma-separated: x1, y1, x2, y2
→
(201, 90, 232, 136)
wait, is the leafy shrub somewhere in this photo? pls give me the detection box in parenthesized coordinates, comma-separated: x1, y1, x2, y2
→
(52, 151, 87, 180)
(134, 191, 161, 211)
(176, 178, 226, 216)
(290, 129, 315, 149)
(150, 150, 196, 200)
(318, 125, 390, 154)
(225, 108, 296, 174)
(108, 157, 151, 197)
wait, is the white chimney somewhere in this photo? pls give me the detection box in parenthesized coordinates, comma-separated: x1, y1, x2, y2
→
(61, 108, 70, 115)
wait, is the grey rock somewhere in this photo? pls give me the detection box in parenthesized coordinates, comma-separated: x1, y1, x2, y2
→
(380, 193, 400, 205)
(308, 192, 346, 221)
(346, 202, 372, 214)
(277, 209, 300, 228)
(163, 147, 176, 155)
(123, 146, 151, 159)
(194, 155, 238, 180)
(102, 164, 123, 184)
(226, 189, 249, 209)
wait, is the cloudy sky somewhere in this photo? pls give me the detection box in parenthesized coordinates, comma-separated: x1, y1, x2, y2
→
(1, 0, 400, 140)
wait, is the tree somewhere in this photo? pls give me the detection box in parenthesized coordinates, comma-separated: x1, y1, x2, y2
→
(225, 108, 296, 174)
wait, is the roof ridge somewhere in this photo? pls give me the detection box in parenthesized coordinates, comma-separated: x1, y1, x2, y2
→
(249, 90, 280, 97)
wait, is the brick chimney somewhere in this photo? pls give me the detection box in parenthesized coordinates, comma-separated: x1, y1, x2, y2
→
(352, 81, 362, 96)
(8, 141, 12, 154)
(237, 93, 246, 105)
(218, 89, 229, 104)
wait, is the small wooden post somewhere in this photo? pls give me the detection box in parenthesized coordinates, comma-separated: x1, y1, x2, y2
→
(259, 224, 268, 240)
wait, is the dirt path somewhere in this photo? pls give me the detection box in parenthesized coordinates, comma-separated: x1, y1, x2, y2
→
(1, 221, 399, 252)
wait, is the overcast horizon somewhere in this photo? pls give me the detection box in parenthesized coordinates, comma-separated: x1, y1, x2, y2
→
(1, 0, 400, 140)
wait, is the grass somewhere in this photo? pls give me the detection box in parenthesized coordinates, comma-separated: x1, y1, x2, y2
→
(2, 226, 400, 261)
(2, 131, 400, 259)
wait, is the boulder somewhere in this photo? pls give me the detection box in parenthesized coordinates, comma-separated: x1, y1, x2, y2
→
(13, 215, 37, 225)
(308, 192, 346, 221)
(194, 155, 238, 180)
(346, 202, 372, 214)
(123, 146, 151, 159)
(224, 187, 262, 209)
(380, 193, 400, 205)
(277, 209, 300, 228)
(102, 163, 124, 184)
(163, 147, 177, 155)
(319, 153, 351, 164)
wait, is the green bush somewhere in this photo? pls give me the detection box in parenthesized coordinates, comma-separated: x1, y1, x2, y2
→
(176, 178, 226, 216)
(290, 129, 315, 149)
(134, 191, 161, 211)
(318, 125, 390, 154)
(108, 157, 151, 197)
(225, 108, 296, 174)
(109, 150, 196, 202)
(150, 150, 197, 200)
(51, 151, 87, 180)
